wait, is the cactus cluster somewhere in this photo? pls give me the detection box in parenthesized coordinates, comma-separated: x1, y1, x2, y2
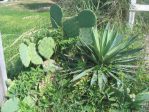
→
(19, 37, 55, 67)
(50, 4, 97, 38)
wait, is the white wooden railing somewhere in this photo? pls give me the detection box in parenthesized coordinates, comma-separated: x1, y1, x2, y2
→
(0, 33, 7, 105)
(0, 0, 8, 3)
(129, 0, 149, 28)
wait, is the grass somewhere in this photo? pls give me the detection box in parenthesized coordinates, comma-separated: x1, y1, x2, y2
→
(0, 4, 50, 77)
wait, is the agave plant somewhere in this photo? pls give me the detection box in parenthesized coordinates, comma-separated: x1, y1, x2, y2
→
(72, 24, 142, 90)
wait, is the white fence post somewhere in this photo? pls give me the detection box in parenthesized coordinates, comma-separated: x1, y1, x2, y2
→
(129, 0, 137, 28)
(0, 33, 7, 105)
(0, 0, 8, 3)
(129, 0, 149, 28)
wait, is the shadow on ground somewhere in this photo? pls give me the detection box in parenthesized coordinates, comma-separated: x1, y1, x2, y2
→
(19, 2, 52, 11)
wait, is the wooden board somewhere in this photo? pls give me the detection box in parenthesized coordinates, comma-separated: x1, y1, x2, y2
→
(0, 33, 7, 105)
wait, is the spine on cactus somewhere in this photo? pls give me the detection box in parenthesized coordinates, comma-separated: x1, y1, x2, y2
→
(78, 9, 97, 28)
(63, 16, 79, 38)
(50, 4, 63, 28)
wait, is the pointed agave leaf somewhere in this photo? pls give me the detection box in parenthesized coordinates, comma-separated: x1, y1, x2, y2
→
(110, 34, 123, 49)
(108, 71, 121, 85)
(71, 67, 94, 82)
(19, 43, 31, 67)
(135, 92, 149, 103)
(90, 71, 98, 86)
(38, 37, 55, 59)
(114, 57, 139, 64)
(119, 48, 143, 56)
(102, 73, 108, 84)
(1, 97, 19, 112)
(29, 43, 43, 65)
(97, 71, 103, 91)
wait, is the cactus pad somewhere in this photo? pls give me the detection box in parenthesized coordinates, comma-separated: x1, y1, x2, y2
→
(63, 16, 79, 38)
(78, 9, 96, 28)
(38, 37, 55, 59)
(79, 28, 94, 45)
(50, 4, 63, 28)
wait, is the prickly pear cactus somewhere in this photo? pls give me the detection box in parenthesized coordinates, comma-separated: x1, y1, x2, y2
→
(29, 43, 43, 65)
(38, 37, 55, 59)
(1, 97, 19, 112)
(19, 43, 31, 67)
(79, 27, 94, 45)
(50, 4, 63, 28)
(78, 9, 96, 28)
(79, 28, 93, 44)
(63, 16, 79, 38)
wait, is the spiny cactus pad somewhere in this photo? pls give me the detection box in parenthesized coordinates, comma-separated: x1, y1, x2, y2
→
(29, 43, 43, 65)
(63, 16, 79, 38)
(38, 37, 55, 59)
(78, 9, 96, 28)
(79, 27, 95, 45)
(19, 43, 31, 67)
(50, 4, 63, 28)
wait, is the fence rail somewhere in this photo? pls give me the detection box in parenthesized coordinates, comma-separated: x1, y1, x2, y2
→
(129, 0, 149, 28)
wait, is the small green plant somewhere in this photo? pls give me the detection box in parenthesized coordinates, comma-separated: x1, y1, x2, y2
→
(19, 43, 43, 67)
(50, 4, 63, 28)
(72, 24, 142, 91)
(8, 67, 44, 98)
(19, 37, 55, 67)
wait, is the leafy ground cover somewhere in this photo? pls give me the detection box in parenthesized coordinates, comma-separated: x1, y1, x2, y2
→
(0, 0, 149, 112)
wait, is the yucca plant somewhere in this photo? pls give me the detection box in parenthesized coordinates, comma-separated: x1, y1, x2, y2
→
(72, 24, 142, 90)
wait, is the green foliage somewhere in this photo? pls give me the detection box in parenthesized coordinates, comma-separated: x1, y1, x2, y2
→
(8, 67, 44, 98)
(72, 24, 142, 90)
(1, 97, 19, 112)
(3, 2, 149, 111)
(19, 43, 31, 67)
(19, 37, 56, 67)
(78, 9, 97, 27)
(19, 42, 43, 67)
(38, 37, 56, 59)
(29, 43, 43, 65)
(42, 59, 61, 73)
(63, 16, 79, 38)
(50, 4, 63, 28)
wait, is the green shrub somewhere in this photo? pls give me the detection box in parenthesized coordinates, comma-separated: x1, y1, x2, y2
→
(72, 24, 142, 91)
(19, 37, 56, 67)
(8, 67, 44, 98)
